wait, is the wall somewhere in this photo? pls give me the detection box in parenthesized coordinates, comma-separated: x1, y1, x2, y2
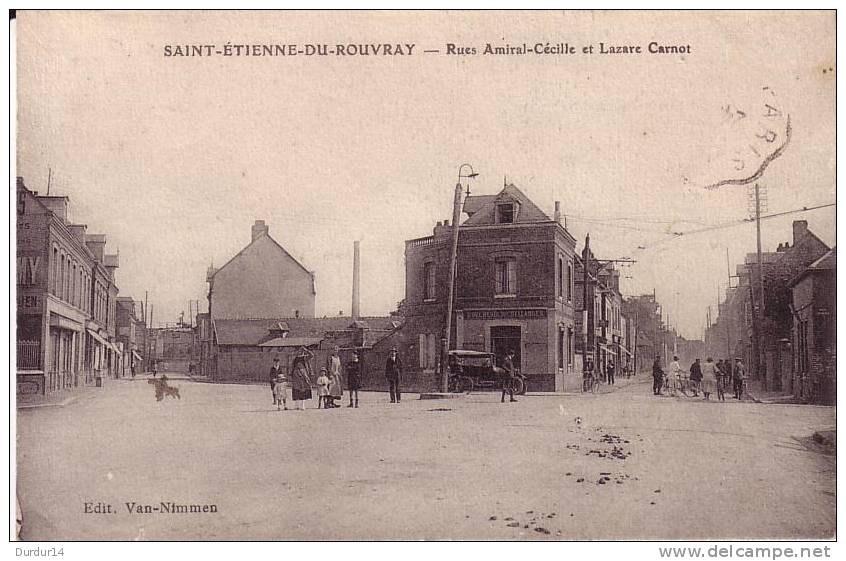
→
(212, 234, 315, 319)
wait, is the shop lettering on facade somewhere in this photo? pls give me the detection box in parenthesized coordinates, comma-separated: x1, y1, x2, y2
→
(464, 309, 547, 320)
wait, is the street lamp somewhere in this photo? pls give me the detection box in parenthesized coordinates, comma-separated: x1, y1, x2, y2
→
(441, 163, 478, 392)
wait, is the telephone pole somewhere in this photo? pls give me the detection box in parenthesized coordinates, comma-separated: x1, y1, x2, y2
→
(753, 182, 767, 388)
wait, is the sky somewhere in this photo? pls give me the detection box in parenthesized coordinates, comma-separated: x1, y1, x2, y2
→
(15, 11, 835, 338)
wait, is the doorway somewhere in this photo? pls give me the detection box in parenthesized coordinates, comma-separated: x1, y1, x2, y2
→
(490, 326, 521, 371)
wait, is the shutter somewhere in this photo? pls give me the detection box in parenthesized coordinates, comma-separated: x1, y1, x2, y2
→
(427, 334, 437, 369)
(508, 260, 517, 293)
(419, 334, 427, 367)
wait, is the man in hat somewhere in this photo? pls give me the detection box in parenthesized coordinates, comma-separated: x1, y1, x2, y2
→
(501, 350, 518, 403)
(385, 347, 403, 403)
(652, 354, 664, 396)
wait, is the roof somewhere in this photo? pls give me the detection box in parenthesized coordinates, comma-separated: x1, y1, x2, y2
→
(789, 247, 836, 287)
(214, 316, 403, 346)
(210, 230, 313, 281)
(462, 195, 496, 216)
(461, 183, 552, 226)
(259, 337, 323, 348)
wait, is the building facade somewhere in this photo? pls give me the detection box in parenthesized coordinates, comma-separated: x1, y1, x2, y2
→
(790, 248, 835, 404)
(397, 183, 578, 392)
(16, 177, 121, 396)
(116, 297, 145, 376)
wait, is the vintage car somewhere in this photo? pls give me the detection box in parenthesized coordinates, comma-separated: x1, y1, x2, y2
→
(447, 350, 526, 395)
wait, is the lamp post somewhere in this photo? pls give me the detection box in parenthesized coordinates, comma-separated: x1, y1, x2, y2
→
(441, 163, 478, 392)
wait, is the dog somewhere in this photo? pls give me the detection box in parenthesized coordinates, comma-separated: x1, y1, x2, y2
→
(148, 378, 181, 401)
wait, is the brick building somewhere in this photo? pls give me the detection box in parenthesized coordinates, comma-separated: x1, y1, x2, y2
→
(116, 297, 145, 376)
(706, 220, 831, 394)
(16, 177, 121, 396)
(391, 183, 578, 392)
(789, 248, 835, 404)
(207, 220, 316, 320)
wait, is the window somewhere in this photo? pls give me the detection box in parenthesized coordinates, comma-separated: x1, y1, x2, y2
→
(423, 261, 436, 300)
(496, 203, 515, 224)
(568, 328, 574, 365)
(52, 247, 59, 295)
(495, 257, 517, 295)
(72, 263, 77, 307)
(557, 257, 564, 298)
(567, 261, 573, 301)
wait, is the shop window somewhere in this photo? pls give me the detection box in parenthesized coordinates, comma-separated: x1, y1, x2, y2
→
(495, 257, 517, 295)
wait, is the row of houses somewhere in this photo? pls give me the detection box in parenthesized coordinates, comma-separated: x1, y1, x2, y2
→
(197, 183, 676, 392)
(15, 177, 147, 396)
(705, 220, 835, 404)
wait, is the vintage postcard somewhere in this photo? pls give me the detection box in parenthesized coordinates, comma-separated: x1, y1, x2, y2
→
(13, 10, 835, 544)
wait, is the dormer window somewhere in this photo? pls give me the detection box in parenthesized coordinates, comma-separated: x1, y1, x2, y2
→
(497, 203, 515, 224)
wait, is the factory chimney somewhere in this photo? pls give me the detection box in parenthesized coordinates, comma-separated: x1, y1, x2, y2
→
(351, 240, 361, 320)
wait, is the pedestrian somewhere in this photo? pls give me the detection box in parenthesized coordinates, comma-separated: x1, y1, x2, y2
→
(316, 367, 330, 409)
(328, 367, 343, 408)
(700, 357, 718, 400)
(385, 347, 403, 403)
(501, 349, 518, 403)
(715, 360, 727, 402)
(269, 356, 288, 411)
(689, 358, 703, 397)
(733, 358, 746, 400)
(652, 355, 664, 396)
(290, 348, 314, 410)
(667, 355, 682, 397)
(607, 360, 616, 385)
(346, 351, 362, 408)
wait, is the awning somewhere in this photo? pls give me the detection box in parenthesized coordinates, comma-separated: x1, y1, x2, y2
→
(109, 342, 122, 355)
(132, 350, 142, 362)
(49, 314, 83, 332)
(258, 336, 323, 348)
(620, 347, 633, 357)
(86, 329, 107, 346)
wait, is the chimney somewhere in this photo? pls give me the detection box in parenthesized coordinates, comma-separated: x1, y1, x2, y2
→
(85, 234, 107, 262)
(792, 220, 808, 244)
(38, 195, 70, 223)
(68, 224, 87, 244)
(554, 201, 562, 223)
(352, 240, 361, 320)
(251, 220, 269, 242)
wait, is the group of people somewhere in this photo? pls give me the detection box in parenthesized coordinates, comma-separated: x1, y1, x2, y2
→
(652, 355, 747, 401)
(268, 345, 403, 410)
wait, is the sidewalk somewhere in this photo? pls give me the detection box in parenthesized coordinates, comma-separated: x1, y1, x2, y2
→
(16, 385, 102, 409)
(744, 379, 800, 404)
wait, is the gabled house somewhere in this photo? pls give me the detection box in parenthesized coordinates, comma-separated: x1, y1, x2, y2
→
(207, 220, 316, 320)
(394, 182, 578, 392)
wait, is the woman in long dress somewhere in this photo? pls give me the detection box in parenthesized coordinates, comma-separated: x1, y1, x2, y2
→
(700, 357, 718, 400)
(290, 349, 314, 410)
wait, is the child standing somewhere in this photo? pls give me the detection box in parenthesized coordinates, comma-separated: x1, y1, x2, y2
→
(346, 351, 362, 407)
(316, 368, 330, 409)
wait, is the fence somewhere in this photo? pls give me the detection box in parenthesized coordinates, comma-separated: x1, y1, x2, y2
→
(17, 340, 41, 369)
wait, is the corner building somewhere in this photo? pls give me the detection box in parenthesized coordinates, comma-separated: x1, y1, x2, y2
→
(402, 183, 578, 392)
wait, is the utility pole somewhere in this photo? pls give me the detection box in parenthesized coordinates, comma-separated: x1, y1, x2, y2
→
(441, 164, 477, 392)
(754, 182, 766, 388)
(725, 248, 733, 360)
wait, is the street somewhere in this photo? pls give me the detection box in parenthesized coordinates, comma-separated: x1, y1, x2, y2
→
(16, 376, 835, 541)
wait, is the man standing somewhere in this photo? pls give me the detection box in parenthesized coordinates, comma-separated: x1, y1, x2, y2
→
(733, 358, 746, 400)
(607, 360, 616, 386)
(652, 355, 664, 396)
(346, 351, 362, 408)
(667, 355, 682, 397)
(385, 347, 402, 403)
(501, 350, 518, 403)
